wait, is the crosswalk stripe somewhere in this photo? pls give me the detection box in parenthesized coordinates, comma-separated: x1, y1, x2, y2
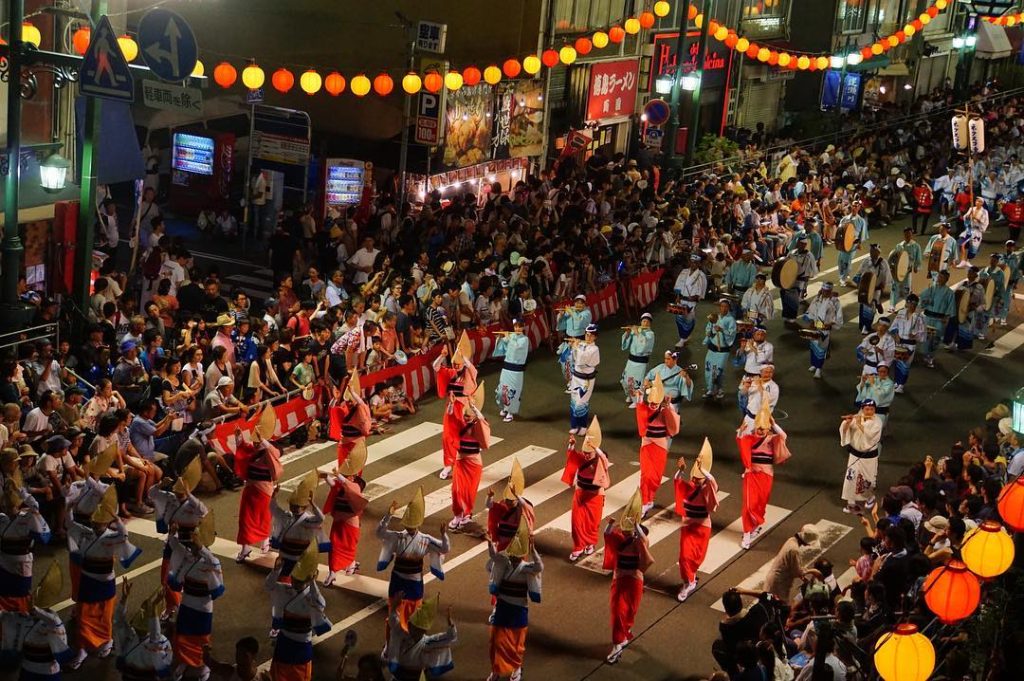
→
(364, 437, 504, 502)
(709, 519, 853, 611)
(699, 504, 791, 576)
(50, 557, 164, 614)
(981, 322, 1024, 358)
(397, 444, 551, 520)
(279, 422, 442, 492)
(575, 490, 731, 574)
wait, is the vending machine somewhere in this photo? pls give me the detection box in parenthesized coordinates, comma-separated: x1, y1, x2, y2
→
(168, 130, 236, 216)
(321, 158, 367, 219)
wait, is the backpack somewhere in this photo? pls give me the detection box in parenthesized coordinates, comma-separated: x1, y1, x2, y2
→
(142, 247, 163, 281)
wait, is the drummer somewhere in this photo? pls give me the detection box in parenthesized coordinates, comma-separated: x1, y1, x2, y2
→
(837, 202, 869, 288)
(781, 236, 819, 324)
(888, 228, 923, 313)
(856, 318, 895, 376)
(644, 351, 694, 415)
(724, 250, 759, 318)
(996, 240, 1022, 327)
(672, 254, 708, 349)
(803, 281, 843, 380)
(925, 222, 958, 279)
(920, 271, 956, 368)
(948, 267, 986, 351)
(854, 244, 892, 335)
(889, 294, 927, 393)
(741, 273, 774, 323)
(979, 253, 1007, 339)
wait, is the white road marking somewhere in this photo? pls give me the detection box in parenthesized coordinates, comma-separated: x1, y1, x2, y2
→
(364, 436, 504, 502)
(699, 504, 792, 576)
(980, 321, 1024, 358)
(279, 422, 442, 492)
(709, 519, 853, 611)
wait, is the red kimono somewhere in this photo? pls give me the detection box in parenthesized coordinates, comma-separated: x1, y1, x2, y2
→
(328, 397, 371, 468)
(636, 402, 680, 506)
(737, 428, 790, 533)
(487, 498, 536, 552)
(451, 409, 490, 519)
(562, 445, 611, 553)
(674, 472, 720, 584)
(234, 441, 282, 547)
(322, 474, 369, 572)
(435, 358, 479, 469)
(602, 527, 653, 646)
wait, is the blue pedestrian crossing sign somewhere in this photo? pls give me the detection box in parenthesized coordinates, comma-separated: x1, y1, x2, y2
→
(139, 9, 198, 83)
(79, 15, 135, 102)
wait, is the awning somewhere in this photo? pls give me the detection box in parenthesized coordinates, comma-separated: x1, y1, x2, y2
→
(977, 21, 1012, 60)
(846, 55, 891, 72)
(878, 62, 911, 77)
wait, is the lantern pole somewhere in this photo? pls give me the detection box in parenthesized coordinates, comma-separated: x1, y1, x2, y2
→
(397, 14, 416, 210)
(2, 0, 28, 323)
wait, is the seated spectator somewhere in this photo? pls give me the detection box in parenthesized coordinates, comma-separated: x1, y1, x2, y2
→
(81, 379, 126, 431)
(130, 398, 174, 466)
(712, 588, 772, 675)
(203, 377, 249, 422)
(22, 390, 57, 446)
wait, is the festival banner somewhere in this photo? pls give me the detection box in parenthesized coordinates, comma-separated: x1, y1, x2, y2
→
(509, 79, 545, 158)
(443, 84, 493, 168)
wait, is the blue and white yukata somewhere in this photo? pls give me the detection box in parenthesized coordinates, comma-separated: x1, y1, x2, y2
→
(949, 279, 986, 350)
(997, 250, 1021, 322)
(724, 260, 758, 318)
(888, 240, 923, 309)
(856, 332, 895, 376)
(889, 309, 926, 388)
(620, 329, 655, 405)
(702, 314, 736, 395)
(644, 362, 692, 415)
(979, 266, 1006, 334)
(856, 376, 896, 429)
(837, 214, 869, 283)
(556, 307, 592, 382)
(741, 285, 775, 322)
(924, 233, 958, 278)
(919, 282, 956, 360)
(672, 267, 707, 341)
(568, 340, 600, 433)
(494, 332, 530, 416)
(854, 256, 893, 333)
(803, 294, 843, 371)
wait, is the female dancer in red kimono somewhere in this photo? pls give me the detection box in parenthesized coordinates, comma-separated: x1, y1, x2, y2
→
(433, 336, 478, 480)
(603, 489, 652, 665)
(234, 409, 283, 563)
(562, 416, 610, 561)
(328, 372, 371, 468)
(449, 386, 490, 531)
(674, 438, 719, 603)
(737, 403, 791, 550)
(322, 440, 370, 586)
(486, 458, 535, 553)
(635, 375, 679, 516)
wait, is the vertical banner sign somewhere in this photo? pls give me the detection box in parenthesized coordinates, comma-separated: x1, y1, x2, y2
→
(415, 91, 442, 145)
(509, 80, 545, 158)
(586, 59, 640, 122)
(822, 70, 861, 112)
(443, 84, 493, 168)
(491, 83, 513, 160)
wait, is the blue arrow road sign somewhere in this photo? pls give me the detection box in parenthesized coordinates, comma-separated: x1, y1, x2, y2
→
(139, 8, 198, 83)
(79, 15, 134, 102)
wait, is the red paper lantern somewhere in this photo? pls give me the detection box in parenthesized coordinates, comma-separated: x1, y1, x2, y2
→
(213, 62, 237, 88)
(927, 6, 939, 18)
(542, 49, 559, 68)
(896, 30, 907, 43)
(462, 66, 481, 86)
(912, 19, 923, 31)
(639, 11, 656, 29)
(923, 560, 981, 624)
(861, 47, 873, 61)
(575, 37, 593, 55)
(373, 72, 394, 96)
(687, 5, 699, 20)
(768, 51, 779, 66)
(324, 72, 345, 96)
(272, 68, 295, 93)
(423, 70, 443, 93)
(609, 25, 626, 43)
(746, 43, 760, 59)
(725, 33, 738, 48)
(998, 477, 1024, 532)
(503, 58, 521, 78)
(72, 26, 90, 56)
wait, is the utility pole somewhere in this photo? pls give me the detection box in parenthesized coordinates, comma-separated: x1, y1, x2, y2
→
(73, 0, 108, 325)
(664, 1, 692, 170)
(686, 0, 714, 164)
(397, 12, 416, 209)
(2, 0, 29, 327)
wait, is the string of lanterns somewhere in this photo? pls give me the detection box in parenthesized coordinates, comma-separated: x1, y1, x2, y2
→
(985, 11, 1024, 25)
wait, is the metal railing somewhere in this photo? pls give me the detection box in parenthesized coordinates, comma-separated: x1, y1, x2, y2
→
(676, 85, 1024, 180)
(0, 322, 59, 353)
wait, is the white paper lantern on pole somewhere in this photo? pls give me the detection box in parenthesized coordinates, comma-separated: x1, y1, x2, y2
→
(951, 115, 969, 151)
(969, 117, 986, 154)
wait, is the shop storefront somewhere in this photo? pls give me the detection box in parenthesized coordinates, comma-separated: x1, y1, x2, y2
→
(649, 32, 733, 140)
(552, 57, 640, 161)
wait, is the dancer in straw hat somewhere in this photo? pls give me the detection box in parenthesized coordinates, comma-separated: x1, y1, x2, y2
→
(265, 542, 332, 681)
(674, 438, 720, 603)
(486, 516, 542, 681)
(562, 417, 610, 562)
(433, 332, 479, 480)
(0, 467, 51, 615)
(603, 488, 653, 665)
(384, 592, 457, 680)
(449, 384, 491, 531)
(269, 469, 329, 579)
(485, 457, 535, 554)
(167, 509, 223, 680)
(321, 440, 370, 586)
(635, 374, 679, 517)
(0, 561, 73, 676)
(737, 403, 792, 551)
(328, 371, 371, 468)
(234, 408, 283, 564)
(113, 580, 173, 680)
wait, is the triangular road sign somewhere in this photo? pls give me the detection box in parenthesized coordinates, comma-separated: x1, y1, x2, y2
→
(80, 15, 135, 102)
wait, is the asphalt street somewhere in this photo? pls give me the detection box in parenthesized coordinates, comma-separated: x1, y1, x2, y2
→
(36, 213, 1024, 681)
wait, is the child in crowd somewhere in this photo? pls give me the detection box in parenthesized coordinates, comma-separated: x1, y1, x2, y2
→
(290, 346, 316, 391)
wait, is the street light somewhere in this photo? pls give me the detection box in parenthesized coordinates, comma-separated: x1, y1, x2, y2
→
(655, 75, 673, 95)
(680, 74, 701, 91)
(39, 152, 70, 192)
(953, 36, 966, 49)
(965, 35, 977, 48)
